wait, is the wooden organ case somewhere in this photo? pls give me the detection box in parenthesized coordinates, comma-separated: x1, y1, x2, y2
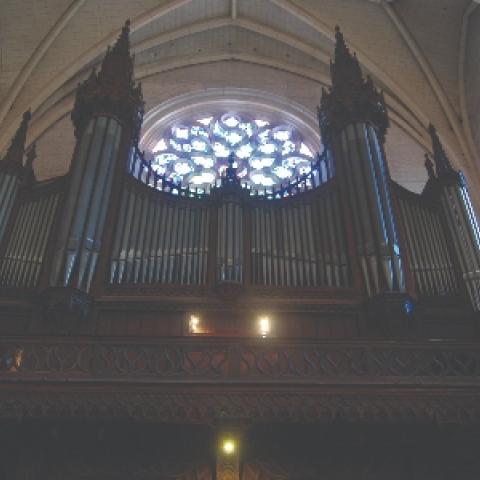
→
(0, 22, 480, 480)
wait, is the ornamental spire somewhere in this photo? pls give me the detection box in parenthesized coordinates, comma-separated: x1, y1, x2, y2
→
(424, 153, 435, 180)
(428, 124, 456, 178)
(1, 110, 31, 173)
(23, 143, 37, 186)
(318, 26, 389, 143)
(71, 20, 144, 141)
(223, 152, 241, 186)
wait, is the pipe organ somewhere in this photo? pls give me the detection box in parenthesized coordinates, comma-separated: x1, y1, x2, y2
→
(1, 20, 480, 480)
(0, 25, 477, 331)
(110, 174, 210, 286)
(0, 182, 60, 289)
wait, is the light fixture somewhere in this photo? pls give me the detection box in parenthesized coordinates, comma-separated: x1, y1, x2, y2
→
(222, 438, 236, 455)
(258, 316, 271, 337)
(189, 314, 200, 334)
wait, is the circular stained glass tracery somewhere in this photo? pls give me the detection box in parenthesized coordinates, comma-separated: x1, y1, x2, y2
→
(151, 113, 315, 191)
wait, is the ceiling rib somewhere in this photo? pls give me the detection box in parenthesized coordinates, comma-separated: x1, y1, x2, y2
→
(0, 0, 86, 125)
(0, 0, 194, 153)
(382, 1, 477, 178)
(458, 1, 479, 164)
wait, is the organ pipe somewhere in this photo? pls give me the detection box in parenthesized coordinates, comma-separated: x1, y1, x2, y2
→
(49, 116, 122, 291)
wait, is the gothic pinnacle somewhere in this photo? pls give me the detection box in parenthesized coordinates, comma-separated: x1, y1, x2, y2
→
(1, 110, 31, 169)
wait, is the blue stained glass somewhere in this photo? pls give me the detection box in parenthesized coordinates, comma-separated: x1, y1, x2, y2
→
(151, 112, 314, 191)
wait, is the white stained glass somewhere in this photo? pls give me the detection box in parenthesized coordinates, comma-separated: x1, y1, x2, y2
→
(250, 156, 275, 169)
(258, 143, 276, 155)
(255, 119, 269, 127)
(175, 162, 192, 175)
(213, 142, 230, 158)
(282, 140, 296, 155)
(153, 138, 168, 152)
(170, 139, 183, 152)
(156, 153, 178, 164)
(251, 172, 276, 186)
(192, 139, 208, 152)
(191, 125, 208, 137)
(197, 116, 213, 125)
(190, 171, 216, 185)
(173, 125, 189, 139)
(192, 155, 214, 168)
(149, 112, 315, 191)
(226, 131, 244, 146)
(274, 166, 293, 179)
(273, 128, 291, 141)
(236, 144, 254, 159)
(300, 142, 314, 157)
(223, 114, 240, 128)
(239, 122, 254, 137)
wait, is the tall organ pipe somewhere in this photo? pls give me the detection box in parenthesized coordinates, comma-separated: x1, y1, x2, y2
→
(318, 27, 406, 297)
(49, 116, 122, 291)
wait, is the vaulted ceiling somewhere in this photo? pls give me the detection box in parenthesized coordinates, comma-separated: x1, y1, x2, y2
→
(1, 0, 479, 197)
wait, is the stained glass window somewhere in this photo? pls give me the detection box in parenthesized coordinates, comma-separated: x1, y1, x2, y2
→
(151, 113, 315, 191)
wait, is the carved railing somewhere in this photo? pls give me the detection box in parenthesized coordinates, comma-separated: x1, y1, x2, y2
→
(1, 338, 479, 385)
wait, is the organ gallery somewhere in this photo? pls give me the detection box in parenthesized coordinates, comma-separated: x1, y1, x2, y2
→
(0, 12, 480, 480)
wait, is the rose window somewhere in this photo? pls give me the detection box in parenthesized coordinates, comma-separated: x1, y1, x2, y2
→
(151, 113, 315, 192)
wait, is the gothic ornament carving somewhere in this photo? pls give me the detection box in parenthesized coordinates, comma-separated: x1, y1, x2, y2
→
(71, 20, 144, 142)
(318, 27, 389, 144)
(428, 124, 462, 186)
(0, 110, 32, 177)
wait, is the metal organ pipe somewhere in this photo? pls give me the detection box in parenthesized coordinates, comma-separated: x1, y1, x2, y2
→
(396, 189, 458, 298)
(335, 123, 405, 296)
(0, 191, 59, 288)
(249, 185, 350, 289)
(49, 116, 122, 291)
(439, 179, 480, 309)
(109, 182, 210, 286)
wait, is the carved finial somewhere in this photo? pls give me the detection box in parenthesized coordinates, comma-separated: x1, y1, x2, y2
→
(222, 152, 241, 187)
(318, 26, 389, 144)
(71, 20, 144, 141)
(428, 124, 455, 178)
(424, 153, 435, 180)
(25, 143, 36, 168)
(1, 110, 31, 174)
(22, 143, 37, 186)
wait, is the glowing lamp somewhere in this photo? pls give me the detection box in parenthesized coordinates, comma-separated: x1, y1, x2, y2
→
(222, 439, 236, 455)
(259, 316, 271, 337)
(189, 314, 200, 334)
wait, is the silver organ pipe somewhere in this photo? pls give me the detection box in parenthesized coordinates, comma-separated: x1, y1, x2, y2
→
(440, 179, 480, 309)
(110, 183, 210, 285)
(394, 185, 458, 298)
(216, 196, 243, 283)
(250, 184, 350, 288)
(334, 123, 404, 296)
(50, 116, 122, 291)
(0, 173, 18, 243)
(0, 189, 59, 288)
